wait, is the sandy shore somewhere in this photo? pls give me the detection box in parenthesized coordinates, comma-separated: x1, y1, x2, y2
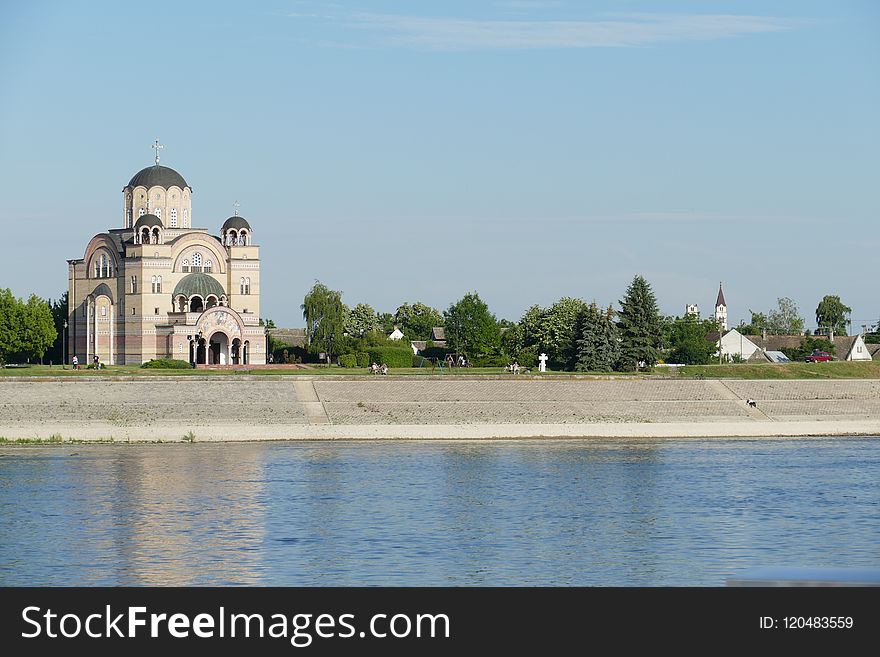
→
(1, 377, 878, 442)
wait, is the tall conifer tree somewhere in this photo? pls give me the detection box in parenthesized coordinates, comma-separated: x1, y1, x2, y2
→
(575, 302, 620, 372)
(617, 275, 662, 371)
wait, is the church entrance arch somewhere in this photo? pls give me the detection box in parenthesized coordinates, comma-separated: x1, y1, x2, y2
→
(210, 331, 229, 365)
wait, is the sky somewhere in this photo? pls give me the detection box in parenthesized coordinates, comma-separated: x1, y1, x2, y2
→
(0, 1, 877, 331)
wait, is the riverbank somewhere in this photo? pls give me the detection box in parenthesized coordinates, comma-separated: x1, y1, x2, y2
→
(1, 377, 878, 442)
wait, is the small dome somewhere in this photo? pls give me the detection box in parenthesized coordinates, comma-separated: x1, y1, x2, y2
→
(127, 165, 189, 190)
(173, 273, 225, 299)
(222, 216, 251, 231)
(134, 214, 162, 228)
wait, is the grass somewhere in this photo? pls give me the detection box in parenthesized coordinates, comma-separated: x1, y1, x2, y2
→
(3, 361, 879, 379)
(680, 360, 880, 379)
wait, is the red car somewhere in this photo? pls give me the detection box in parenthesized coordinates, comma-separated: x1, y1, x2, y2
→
(805, 351, 833, 362)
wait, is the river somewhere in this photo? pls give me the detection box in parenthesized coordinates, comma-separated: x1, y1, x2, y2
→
(1, 438, 878, 586)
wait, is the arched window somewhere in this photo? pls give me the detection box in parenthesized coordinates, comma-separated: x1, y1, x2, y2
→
(126, 209, 132, 227)
(240, 277, 245, 295)
(139, 207, 146, 217)
(131, 276, 137, 294)
(140, 227, 150, 244)
(192, 252, 203, 271)
(183, 208, 188, 226)
(100, 254, 107, 278)
(170, 208, 177, 227)
(155, 207, 162, 220)
(157, 275, 162, 293)
(151, 227, 160, 244)
(101, 306, 107, 317)
(182, 258, 189, 273)
(151, 276, 157, 293)
(245, 277, 251, 295)
(205, 260, 213, 273)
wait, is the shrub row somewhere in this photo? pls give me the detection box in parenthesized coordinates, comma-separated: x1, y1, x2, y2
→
(338, 354, 357, 368)
(141, 358, 192, 369)
(366, 347, 413, 368)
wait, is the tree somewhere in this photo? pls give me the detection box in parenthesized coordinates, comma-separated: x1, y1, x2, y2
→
(0, 288, 23, 364)
(617, 275, 662, 371)
(301, 281, 346, 362)
(377, 312, 395, 334)
(0, 290, 56, 364)
(46, 292, 68, 364)
(393, 302, 444, 340)
(575, 303, 619, 372)
(444, 292, 501, 357)
(744, 298, 804, 335)
(665, 314, 717, 365)
(21, 295, 57, 362)
(346, 303, 380, 337)
(815, 295, 851, 336)
(540, 297, 587, 367)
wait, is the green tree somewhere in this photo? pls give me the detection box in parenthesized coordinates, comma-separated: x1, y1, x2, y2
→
(617, 275, 662, 371)
(301, 281, 346, 362)
(815, 295, 851, 336)
(346, 303, 380, 337)
(46, 292, 68, 364)
(744, 298, 804, 335)
(21, 295, 57, 362)
(444, 292, 501, 357)
(666, 314, 717, 365)
(377, 312, 395, 334)
(575, 303, 620, 372)
(0, 288, 23, 363)
(393, 302, 444, 340)
(540, 297, 587, 368)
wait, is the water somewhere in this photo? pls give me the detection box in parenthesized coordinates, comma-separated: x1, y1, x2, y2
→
(0, 438, 878, 586)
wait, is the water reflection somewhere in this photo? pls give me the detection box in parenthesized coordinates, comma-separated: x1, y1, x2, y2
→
(0, 438, 878, 586)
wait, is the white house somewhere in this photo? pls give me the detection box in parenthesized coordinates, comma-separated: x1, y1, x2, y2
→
(713, 328, 762, 360)
(388, 327, 405, 341)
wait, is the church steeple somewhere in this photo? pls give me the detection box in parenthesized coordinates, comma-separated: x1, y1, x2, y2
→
(715, 282, 728, 331)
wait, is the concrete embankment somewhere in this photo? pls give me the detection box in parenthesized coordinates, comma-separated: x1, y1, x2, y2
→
(1, 377, 879, 442)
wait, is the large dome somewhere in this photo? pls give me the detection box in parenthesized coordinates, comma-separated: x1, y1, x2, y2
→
(173, 273, 225, 299)
(127, 165, 189, 189)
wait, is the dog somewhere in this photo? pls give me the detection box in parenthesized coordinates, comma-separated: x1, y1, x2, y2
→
(746, 399, 757, 408)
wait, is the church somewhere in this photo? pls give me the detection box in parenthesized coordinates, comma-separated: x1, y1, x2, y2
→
(67, 143, 266, 365)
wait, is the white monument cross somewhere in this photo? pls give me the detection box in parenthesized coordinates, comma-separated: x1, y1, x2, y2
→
(233, 200, 240, 216)
(152, 139, 164, 165)
(538, 353, 548, 372)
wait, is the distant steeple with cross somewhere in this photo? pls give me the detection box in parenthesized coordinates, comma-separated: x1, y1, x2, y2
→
(151, 139, 164, 166)
(233, 200, 240, 216)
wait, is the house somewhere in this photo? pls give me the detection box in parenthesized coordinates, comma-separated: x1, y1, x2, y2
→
(706, 328, 763, 361)
(868, 343, 880, 360)
(410, 327, 448, 355)
(750, 335, 872, 362)
(388, 327, 405, 341)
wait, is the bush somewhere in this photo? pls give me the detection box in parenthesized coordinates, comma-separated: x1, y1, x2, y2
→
(514, 350, 537, 368)
(367, 347, 413, 368)
(356, 352, 370, 368)
(141, 358, 192, 369)
(471, 354, 507, 367)
(338, 354, 357, 368)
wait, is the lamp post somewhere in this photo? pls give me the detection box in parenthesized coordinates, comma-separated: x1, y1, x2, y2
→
(63, 320, 68, 369)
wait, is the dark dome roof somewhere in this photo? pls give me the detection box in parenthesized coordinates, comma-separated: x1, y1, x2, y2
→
(134, 213, 162, 228)
(173, 273, 225, 299)
(127, 165, 189, 189)
(222, 215, 251, 231)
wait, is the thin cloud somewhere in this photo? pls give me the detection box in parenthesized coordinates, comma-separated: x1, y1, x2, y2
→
(337, 12, 797, 50)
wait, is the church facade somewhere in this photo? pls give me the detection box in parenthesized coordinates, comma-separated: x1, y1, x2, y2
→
(67, 145, 265, 365)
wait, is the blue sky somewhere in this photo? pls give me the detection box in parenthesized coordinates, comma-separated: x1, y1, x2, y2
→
(1, 1, 877, 330)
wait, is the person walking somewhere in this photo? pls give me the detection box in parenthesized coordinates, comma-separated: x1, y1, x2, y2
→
(72, 355, 79, 370)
